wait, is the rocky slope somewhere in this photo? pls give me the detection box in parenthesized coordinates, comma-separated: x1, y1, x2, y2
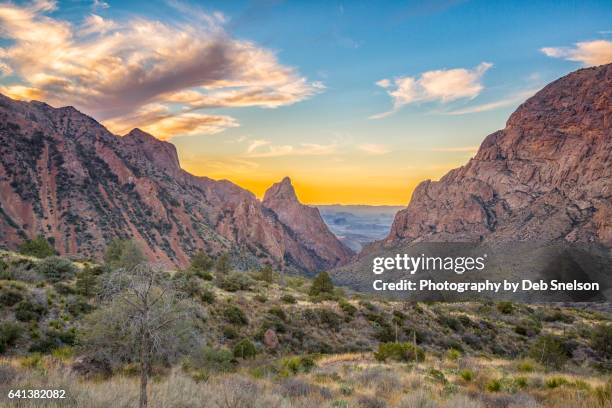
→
(332, 64, 611, 299)
(388, 64, 611, 246)
(263, 177, 353, 266)
(0, 94, 351, 272)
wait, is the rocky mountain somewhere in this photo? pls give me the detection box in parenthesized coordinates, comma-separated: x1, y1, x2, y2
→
(0, 94, 352, 272)
(262, 177, 353, 265)
(388, 64, 611, 247)
(332, 64, 611, 300)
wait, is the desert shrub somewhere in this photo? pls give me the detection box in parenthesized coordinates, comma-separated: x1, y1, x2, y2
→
(279, 355, 316, 375)
(591, 323, 612, 358)
(53, 282, 75, 295)
(486, 378, 502, 392)
(222, 325, 238, 340)
(216, 272, 254, 292)
(397, 390, 436, 408)
(200, 288, 216, 304)
(317, 308, 342, 331)
(374, 342, 424, 362)
(438, 315, 462, 331)
(223, 305, 248, 326)
(460, 369, 475, 381)
(338, 299, 357, 317)
(75, 266, 99, 297)
(257, 264, 274, 283)
(516, 359, 538, 372)
(29, 328, 76, 353)
(215, 253, 231, 275)
(233, 339, 257, 359)
(190, 346, 234, 373)
(496, 301, 514, 314)
(268, 306, 287, 321)
(19, 235, 55, 258)
(514, 376, 528, 389)
(104, 239, 145, 270)
(254, 294, 267, 303)
(0, 322, 23, 353)
(15, 299, 46, 322)
(359, 300, 376, 311)
(514, 319, 542, 337)
(36, 256, 77, 282)
(356, 395, 387, 408)
(280, 294, 296, 304)
(528, 334, 569, 368)
(545, 376, 568, 389)
(0, 287, 23, 306)
(0, 364, 17, 383)
(309, 271, 334, 297)
(189, 250, 213, 274)
(279, 378, 331, 399)
(542, 309, 574, 323)
(427, 368, 447, 384)
(447, 348, 461, 360)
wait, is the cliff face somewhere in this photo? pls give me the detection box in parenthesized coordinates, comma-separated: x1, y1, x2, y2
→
(0, 94, 350, 272)
(388, 64, 612, 247)
(263, 177, 354, 268)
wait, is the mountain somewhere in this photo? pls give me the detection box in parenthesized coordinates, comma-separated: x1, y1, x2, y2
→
(0, 94, 351, 272)
(332, 64, 612, 300)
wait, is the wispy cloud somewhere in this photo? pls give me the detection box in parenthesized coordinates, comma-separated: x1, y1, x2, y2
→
(541, 40, 612, 66)
(371, 62, 492, 119)
(0, 0, 322, 139)
(443, 88, 540, 115)
(244, 140, 338, 158)
(428, 146, 478, 153)
(358, 143, 390, 155)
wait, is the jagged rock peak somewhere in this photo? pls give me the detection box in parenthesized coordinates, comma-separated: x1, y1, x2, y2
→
(122, 128, 181, 172)
(263, 176, 298, 202)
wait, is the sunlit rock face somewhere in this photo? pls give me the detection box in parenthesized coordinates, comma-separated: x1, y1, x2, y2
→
(0, 94, 350, 272)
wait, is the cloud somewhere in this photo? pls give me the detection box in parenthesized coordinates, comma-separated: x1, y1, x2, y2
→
(0, 1, 321, 139)
(427, 146, 478, 152)
(541, 40, 612, 66)
(371, 62, 492, 119)
(443, 88, 540, 115)
(358, 143, 390, 155)
(245, 140, 337, 158)
(92, 0, 109, 10)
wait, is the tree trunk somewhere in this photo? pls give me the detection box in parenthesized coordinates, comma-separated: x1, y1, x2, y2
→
(139, 332, 149, 408)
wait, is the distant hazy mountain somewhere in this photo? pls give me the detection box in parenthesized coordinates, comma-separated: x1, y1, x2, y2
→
(317, 205, 403, 251)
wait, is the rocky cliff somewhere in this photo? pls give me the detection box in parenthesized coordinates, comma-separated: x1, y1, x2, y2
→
(263, 177, 354, 266)
(0, 94, 351, 272)
(332, 64, 611, 300)
(388, 64, 611, 247)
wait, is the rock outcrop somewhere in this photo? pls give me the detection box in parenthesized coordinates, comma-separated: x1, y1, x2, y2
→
(388, 64, 611, 247)
(263, 177, 354, 267)
(0, 94, 351, 272)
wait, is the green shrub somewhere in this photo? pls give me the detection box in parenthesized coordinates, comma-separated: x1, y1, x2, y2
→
(496, 301, 514, 314)
(438, 315, 462, 331)
(19, 236, 55, 258)
(546, 377, 568, 389)
(0, 322, 23, 353)
(516, 359, 537, 372)
(216, 272, 254, 292)
(75, 266, 98, 297)
(268, 306, 287, 321)
(215, 253, 231, 275)
(258, 264, 274, 283)
(15, 300, 46, 322)
(514, 376, 528, 388)
(36, 257, 77, 283)
(317, 308, 342, 331)
(222, 326, 238, 340)
(374, 342, 425, 362)
(359, 300, 376, 311)
(591, 323, 612, 358)
(280, 355, 316, 375)
(309, 272, 334, 297)
(104, 239, 145, 270)
(459, 369, 474, 382)
(189, 250, 213, 274)
(254, 294, 267, 303)
(281, 294, 297, 304)
(542, 310, 574, 323)
(528, 335, 569, 368)
(223, 305, 248, 326)
(200, 288, 215, 304)
(514, 319, 542, 337)
(233, 339, 257, 359)
(191, 346, 234, 373)
(447, 348, 461, 361)
(428, 368, 447, 384)
(0, 288, 23, 307)
(486, 379, 502, 392)
(338, 300, 357, 317)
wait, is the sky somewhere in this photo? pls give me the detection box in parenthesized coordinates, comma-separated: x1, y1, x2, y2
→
(0, 0, 611, 204)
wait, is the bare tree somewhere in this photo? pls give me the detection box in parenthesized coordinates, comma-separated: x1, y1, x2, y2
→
(81, 263, 200, 408)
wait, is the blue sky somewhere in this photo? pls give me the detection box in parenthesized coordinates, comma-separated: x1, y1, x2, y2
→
(1, 0, 611, 203)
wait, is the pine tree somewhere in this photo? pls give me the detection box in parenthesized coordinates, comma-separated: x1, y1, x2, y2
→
(260, 264, 274, 283)
(215, 253, 231, 275)
(189, 250, 213, 273)
(309, 271, 334, 297)
(76, 266, 99, 297)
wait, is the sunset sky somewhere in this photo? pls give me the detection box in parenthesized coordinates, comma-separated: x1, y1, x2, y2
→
(1, 0, 611, 204)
